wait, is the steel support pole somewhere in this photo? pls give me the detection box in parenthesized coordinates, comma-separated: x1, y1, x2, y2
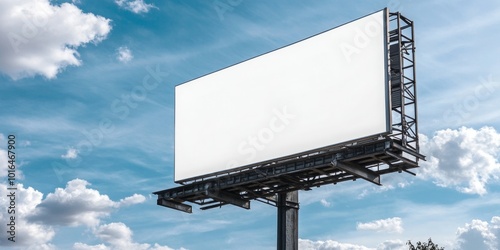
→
(277, 191, 299, 250)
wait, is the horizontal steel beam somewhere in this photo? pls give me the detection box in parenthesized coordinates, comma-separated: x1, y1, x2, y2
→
(200, 202, 227, 210)
(157, 199, 192, 213)
(205, 190, 250, 210)
(331, 159, 380, 186)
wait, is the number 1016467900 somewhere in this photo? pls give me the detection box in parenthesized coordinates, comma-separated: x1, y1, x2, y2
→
(7, 135, 16, 187)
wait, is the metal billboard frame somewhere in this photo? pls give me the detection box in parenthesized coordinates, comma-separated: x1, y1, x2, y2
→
(154, 9, 424, 250)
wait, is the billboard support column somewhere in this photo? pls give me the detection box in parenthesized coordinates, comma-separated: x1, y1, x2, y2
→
(277, 191, 299, 250)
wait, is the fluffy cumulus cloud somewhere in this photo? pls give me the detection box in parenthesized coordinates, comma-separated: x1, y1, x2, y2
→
(0, 0, 111, 79)
(419, 126, 500, 195)
(115, 0, 156, 14)
(0, 183, 55, 248)
(299, 239, 374, 250)
(357, 217, 404, 234)
(73, 222, 183, 250)
(119, 193, 146, 206)
(0, 178, 154, 248)
(456, 216, 500, 250)
(28, 179, 145, 227)
(116, 46, 133, 63)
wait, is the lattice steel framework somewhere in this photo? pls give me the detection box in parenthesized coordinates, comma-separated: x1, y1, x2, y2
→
(388, 12, 419, 154)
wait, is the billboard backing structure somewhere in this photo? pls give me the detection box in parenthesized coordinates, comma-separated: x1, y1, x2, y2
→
(175, 9, 389, 182)
(157, 7, 423, 219)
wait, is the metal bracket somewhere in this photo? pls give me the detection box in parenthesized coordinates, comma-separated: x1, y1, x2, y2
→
(205, 189, 250, 209)
(157, 199, 192, 213)
(332, 159, 381, 185)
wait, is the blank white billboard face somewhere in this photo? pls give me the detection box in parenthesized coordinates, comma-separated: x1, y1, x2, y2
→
(175, 9, 389, 182)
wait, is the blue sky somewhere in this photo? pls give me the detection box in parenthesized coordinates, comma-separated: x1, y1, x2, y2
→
(0, 0, 499, 249)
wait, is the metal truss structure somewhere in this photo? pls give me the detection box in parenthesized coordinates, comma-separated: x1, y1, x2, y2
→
(388, 12, 419, 153)
(154, 10, 423, 250)
(155, 137, 424, 213)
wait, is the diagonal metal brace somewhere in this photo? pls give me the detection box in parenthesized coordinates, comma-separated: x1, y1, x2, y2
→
(331, 159, 381, 186)
(205, 190, 250, 210)
(157, 198, 192, 213)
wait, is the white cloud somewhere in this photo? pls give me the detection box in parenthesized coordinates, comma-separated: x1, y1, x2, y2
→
(94, 223, 139, 248)
(117, 46, 133, 63)
(0, 183, 55, 248)
(376, 240, 405, 250)
(357, 217, 404, 234)
(74, 243, 108, 250)
(299, 239, 374, 250)
(298, 239, 408, 250)
(320, 199, 331, 207)
(115, 0, 156, 14)
(119, 193, 146, 206)
(0, 0, 111, 80)
(0, 178, 156, 249)
(28, 179, 146, 227)
(357, 184, 395, 199)
(456, 216, 500, 250)
(61, 148, 79, 159)
(0, 140, 8, 178)
(419, 126, 500, 195)
(28, 179, 115, 227)
(74, 222, 182, 250)
(357, 176, 413, 199)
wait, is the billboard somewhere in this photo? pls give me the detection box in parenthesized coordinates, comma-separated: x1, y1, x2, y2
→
(175, 9, 389, 182)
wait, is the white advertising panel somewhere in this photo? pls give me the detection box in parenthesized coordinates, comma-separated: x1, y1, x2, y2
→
(175, 9, 389, 182)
